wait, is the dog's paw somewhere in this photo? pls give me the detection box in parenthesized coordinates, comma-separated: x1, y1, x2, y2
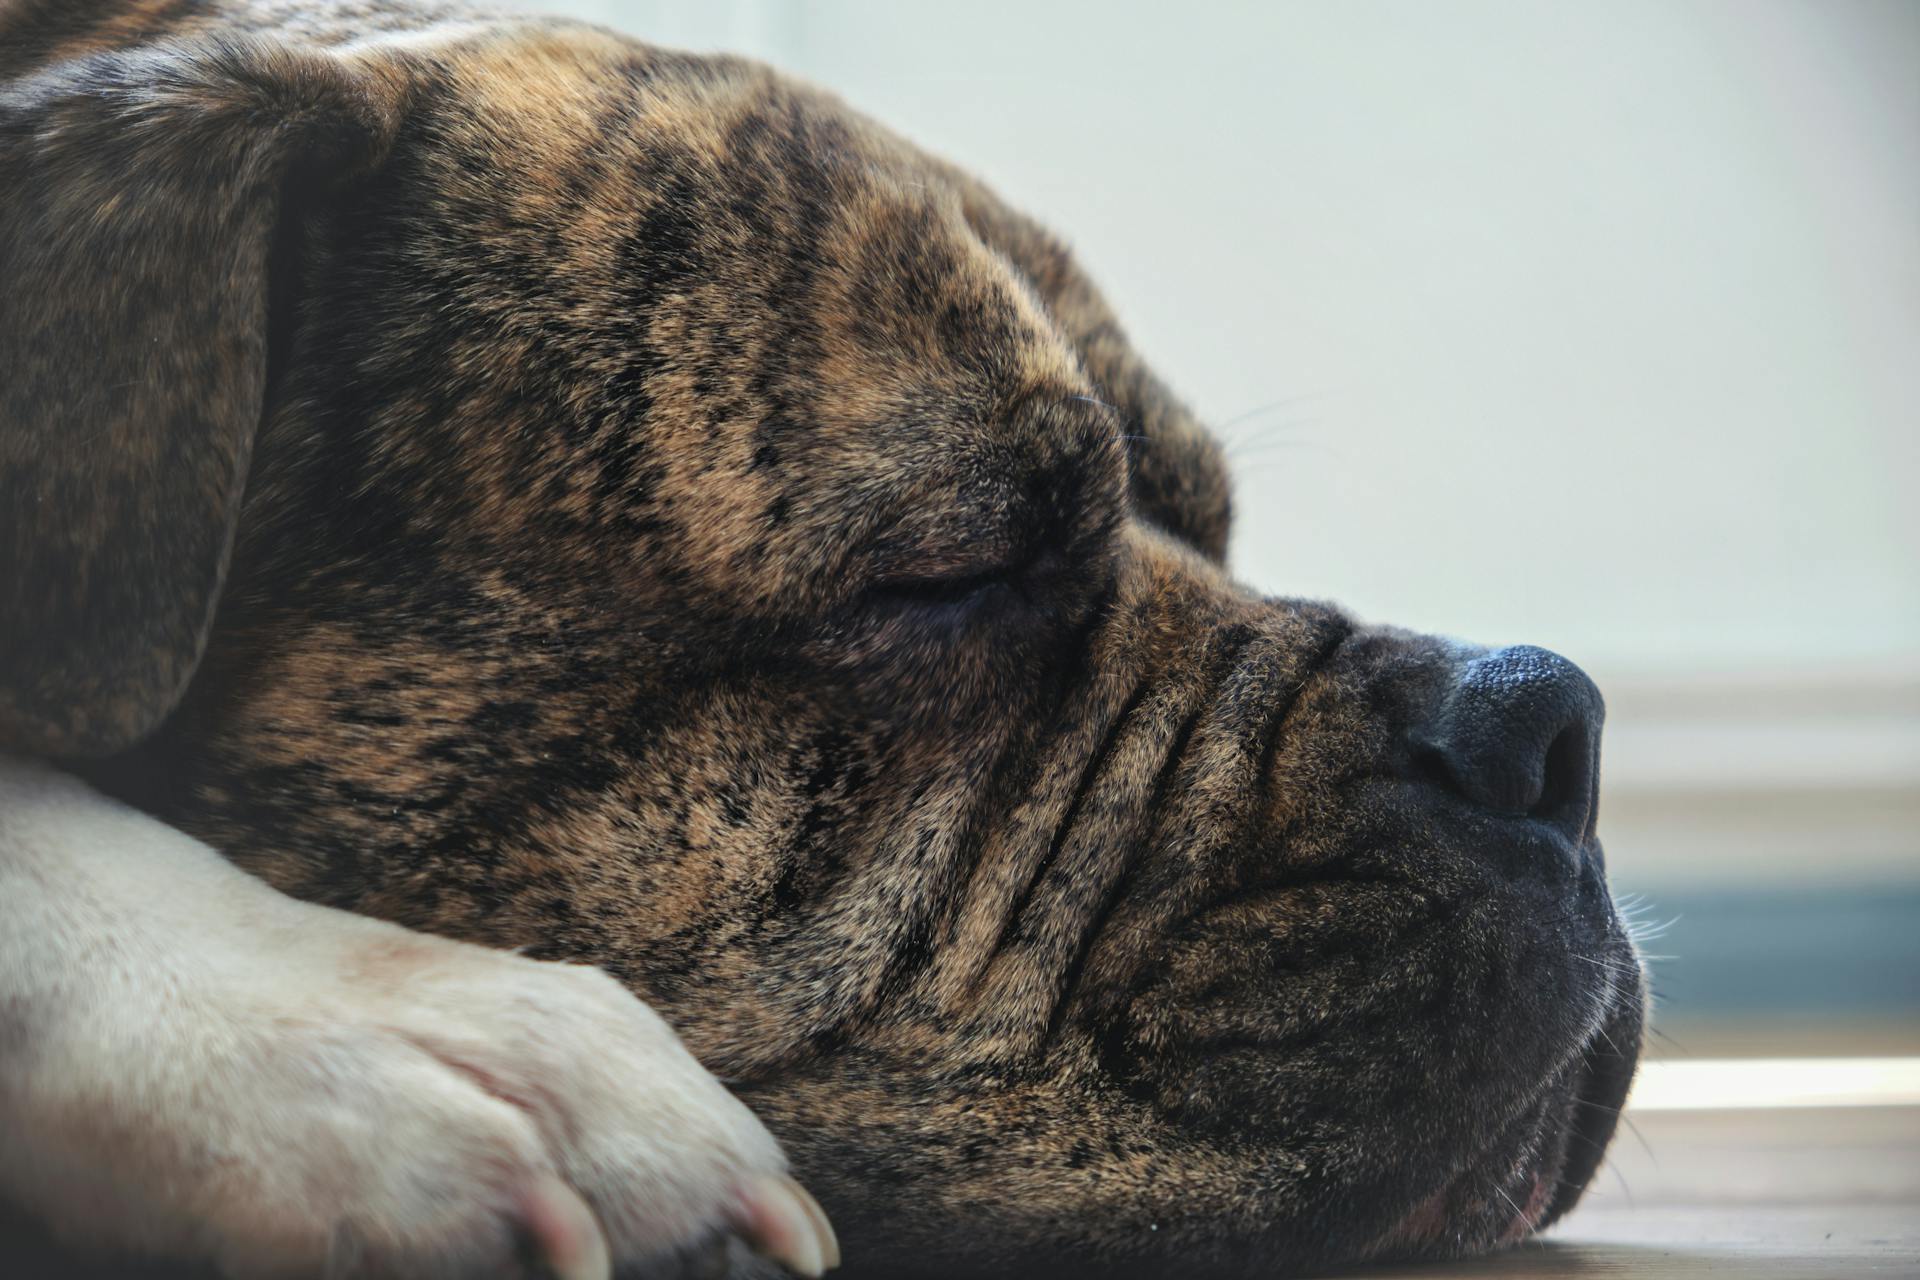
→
(18, 921, 834, 1279)
(0, 765, 833, 1279)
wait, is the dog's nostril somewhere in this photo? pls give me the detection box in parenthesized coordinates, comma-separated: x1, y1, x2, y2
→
(1416, 644, 1605, 840)
(1531, 726, 1590, 822)
(1410, 744, 1457, 792)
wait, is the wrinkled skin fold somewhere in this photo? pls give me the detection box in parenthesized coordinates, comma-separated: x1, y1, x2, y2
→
(2, 0, 1645, 1274)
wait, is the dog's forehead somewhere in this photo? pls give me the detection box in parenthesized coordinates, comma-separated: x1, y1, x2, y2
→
(372, 23, 1118, 611)
(424, 23, 1081, 393)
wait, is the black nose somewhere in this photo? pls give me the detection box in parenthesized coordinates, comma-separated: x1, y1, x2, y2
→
(1417, 645, 1604, 839)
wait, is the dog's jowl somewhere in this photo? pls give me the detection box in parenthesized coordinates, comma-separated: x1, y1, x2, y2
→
(0, 1, 1644, 1276)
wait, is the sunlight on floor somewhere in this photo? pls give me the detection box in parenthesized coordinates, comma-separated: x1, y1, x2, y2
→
(1629, 1056, 1920, 1111)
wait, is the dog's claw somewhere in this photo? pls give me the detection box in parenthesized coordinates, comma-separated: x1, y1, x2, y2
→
(790, 1179, 840, 1271)
(732, 1173, 840, 1276)
(517, 1175, 611, 1280)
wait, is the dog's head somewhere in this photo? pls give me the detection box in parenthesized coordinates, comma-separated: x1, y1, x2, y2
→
(1, 4, 1643, 1275)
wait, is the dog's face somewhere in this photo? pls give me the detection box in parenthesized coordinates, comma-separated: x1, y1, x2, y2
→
(26, 8, 1642, 1276)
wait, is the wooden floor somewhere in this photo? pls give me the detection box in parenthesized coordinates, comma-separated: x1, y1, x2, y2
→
(1353, 1105, 1920, 1279)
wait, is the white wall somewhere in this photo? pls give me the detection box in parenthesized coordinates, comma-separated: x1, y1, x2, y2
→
(524, 1, 1920, 888)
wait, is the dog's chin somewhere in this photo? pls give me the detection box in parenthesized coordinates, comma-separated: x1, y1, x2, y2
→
(1372, 996, 1643, 1263)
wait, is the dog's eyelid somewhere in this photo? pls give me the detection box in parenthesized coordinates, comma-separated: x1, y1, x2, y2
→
(865, 560, 1023, 610)
(866, 535, 1029, 594)
(860, 490, 1031, 585)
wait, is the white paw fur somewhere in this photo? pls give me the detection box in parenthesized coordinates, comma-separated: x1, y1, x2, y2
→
(0, 755, 835, 1278)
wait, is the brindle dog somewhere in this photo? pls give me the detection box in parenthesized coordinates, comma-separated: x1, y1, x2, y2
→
(0, 0, 1645, 1276)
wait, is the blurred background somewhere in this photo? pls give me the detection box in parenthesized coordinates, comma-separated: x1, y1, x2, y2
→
(528, 0, 1920, 1059)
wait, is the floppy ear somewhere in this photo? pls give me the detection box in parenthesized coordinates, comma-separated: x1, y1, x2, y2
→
(0, 28, 406, 757)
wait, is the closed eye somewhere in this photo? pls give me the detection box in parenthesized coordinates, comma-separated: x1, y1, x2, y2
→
(865, 557, 1028, 611)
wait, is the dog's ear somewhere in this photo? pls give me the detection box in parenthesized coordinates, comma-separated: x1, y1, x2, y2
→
(0, 29, 407, 757)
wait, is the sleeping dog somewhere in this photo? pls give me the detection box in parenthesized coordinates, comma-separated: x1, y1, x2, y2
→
(0, 0, 1646, 1275)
